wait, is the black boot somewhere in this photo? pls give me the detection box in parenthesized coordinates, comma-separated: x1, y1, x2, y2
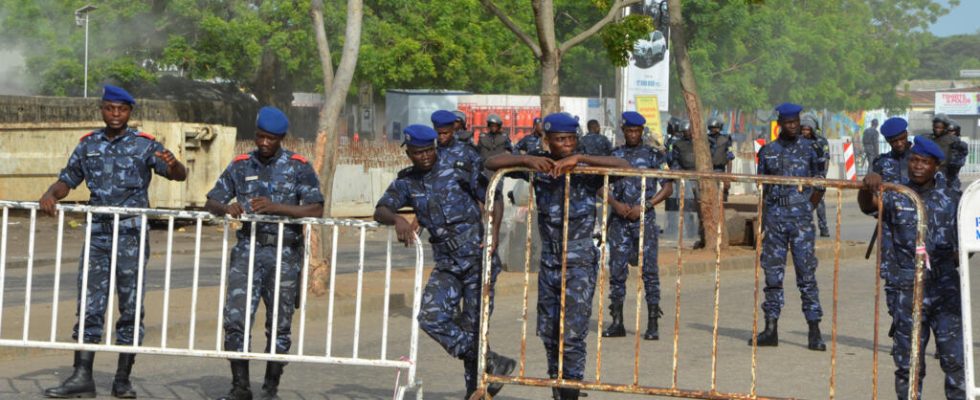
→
(485, 351, 516, 397)
(258, 362, 284, 400)
(217, 360, 252, 400)
(808, 320, 827, 351)
(559, 388, 580, 400)
(747, 318, 778, 346)
(601, 303, 625, 337)
(643, 305, 663, 340)
(44, 351, 96, 398)
(111, 353, 137, 398)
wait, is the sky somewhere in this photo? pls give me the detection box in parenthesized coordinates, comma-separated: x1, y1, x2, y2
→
(929, 0, 980, 36)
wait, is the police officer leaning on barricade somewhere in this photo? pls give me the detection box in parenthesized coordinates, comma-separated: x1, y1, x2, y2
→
(800, 115, 831, 237)
(750, 102, 828, 352)
(374, 124, 516, 399)
(205, 106, 325, 400)
(706, 116, 735, 202)
(601, 111, 673, 341)
(858, 134, 965, 400)
(38, 85, 188, 399)
(486, 113, 630, 400)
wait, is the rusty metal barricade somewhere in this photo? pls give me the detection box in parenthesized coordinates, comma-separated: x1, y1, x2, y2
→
(0, 200, 425, 399)
(475, 168, 929, 400)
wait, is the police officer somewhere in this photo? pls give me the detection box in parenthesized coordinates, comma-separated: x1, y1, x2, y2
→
(477, 113, 513, 160)
(39, 85, 188, 398)
(577, 118, 612, 156)
(864, 117, 913, 331)
(750, 103, 827, 351)
(706, 117, 735, 201)
(669, 119, 704, 247)
(663, 116, 682, 235)
(862, 118, 881, 169)
(602, 112, 673, 341)
(374, 124, 515, 399)
(205, 107, 324, 400)
(800, 115, 831, 237)
(513, 117, 544, 155)
(926, 115, 968, 192)
(453, 110, 474, 146)
(486, 113, 630, 400)
(858, 136, 964, 399)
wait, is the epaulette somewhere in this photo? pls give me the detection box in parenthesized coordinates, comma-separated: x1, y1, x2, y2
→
(137, 132, 156, 141)
(290, 153, 309, 164)
(397, 166, 415, 179)
(79, 131, 96, 141)
(233, 154, 251, 162)
(453, 160, 472, 173)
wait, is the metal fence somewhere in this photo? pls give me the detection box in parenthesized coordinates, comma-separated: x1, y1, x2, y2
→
(0, 200, 425, 399)
(957, 180, 980, 398)
(475, 168, 929, 400)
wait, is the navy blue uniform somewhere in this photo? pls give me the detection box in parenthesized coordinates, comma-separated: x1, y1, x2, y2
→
(510, 150, 605, 380)
(870, 148, 911, 317)
(207, 149, 324, 354)
(578, 133, 612, 156)
(809, 134, 830, 234)
(757, 135, 826, 322)
(607, 144, 669, 307)
(377, 160, 499, 393)
(58, 128, 176, 345)
(878, 177, 964, 399)
(513, 134, 544, 155)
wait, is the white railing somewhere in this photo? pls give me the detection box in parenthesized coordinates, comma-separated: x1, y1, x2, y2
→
(0, 200, 424, 399)
(958, 181, 980, 399)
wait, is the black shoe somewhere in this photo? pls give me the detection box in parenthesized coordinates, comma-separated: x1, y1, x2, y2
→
(819, 230, 830, 238)
(552, 387, 561, 400)
(111, 353, 137, 398)
(888, 321, 896, 338)
(216, 360, 252, 400)
(559, 388, 581, 400)
(601, 303, 626, 338)
(643, 305, 663, 341)
(258, 362, 284, 400)
(485, 351, 516, 397)
(748, 318, 778, 346)
(44, 351, 96, 398)
(808, 320, 827, 351)
(692, 240, 705, 249)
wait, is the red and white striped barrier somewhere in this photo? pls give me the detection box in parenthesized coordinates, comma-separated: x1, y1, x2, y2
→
(754, 138, 765, 164)
(843, 142, 856, 180)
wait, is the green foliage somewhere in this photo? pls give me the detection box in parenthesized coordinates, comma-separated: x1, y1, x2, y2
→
(600, 14, 655, 68)
(913, 32, 980, 79)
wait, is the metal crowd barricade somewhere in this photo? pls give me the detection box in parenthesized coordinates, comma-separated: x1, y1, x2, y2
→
(0, 200, 425, 399)
(958, 180, 980, 398)
(476, 168, 929, 400)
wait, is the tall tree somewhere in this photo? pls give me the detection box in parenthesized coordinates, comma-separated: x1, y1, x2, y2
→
(479, 0, 645, 114)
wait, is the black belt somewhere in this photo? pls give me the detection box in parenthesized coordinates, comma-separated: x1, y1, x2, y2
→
(430, 225, 480, 254)
(90, 216, 141, 233)
(767, 196, 809, 207)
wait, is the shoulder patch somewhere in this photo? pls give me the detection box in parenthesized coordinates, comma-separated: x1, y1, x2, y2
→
(397, 166, 415, 179)
(290, 153, 309, 164)
(234, 154, 251, 162)
(137, 132, 156, 141)
(80, 131, 95, 141)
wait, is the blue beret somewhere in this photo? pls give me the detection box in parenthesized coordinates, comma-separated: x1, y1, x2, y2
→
(622, 111, 646, 127)
(403, 124, 437, 147)
(542, 112, 579, 133)
(533, 117, 542, 125)
(775, 102, 803, 120)
(431, 110, 457, 128)
(911, 136, 944, 161)
(102, 85, 135, 106)
(256, 106, 289, 136)
(879, 117, 908, 139)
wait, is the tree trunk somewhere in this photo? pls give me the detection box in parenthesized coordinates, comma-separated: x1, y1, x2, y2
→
(667, 0, 727, 249)
(539, 51, 561, 114)
(308, 0, 364, 293)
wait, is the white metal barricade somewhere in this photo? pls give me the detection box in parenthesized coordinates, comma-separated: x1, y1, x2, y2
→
(959, 180, 980, 398)
(0, 200, 425, 399)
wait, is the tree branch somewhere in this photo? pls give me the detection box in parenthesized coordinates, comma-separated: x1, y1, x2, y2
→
(311, 0, 335, 93)
(479, 0, 542, 58)
(558, 0, 641, 54)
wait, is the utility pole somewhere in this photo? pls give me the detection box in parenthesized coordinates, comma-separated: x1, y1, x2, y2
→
(74, 5, 97, 98)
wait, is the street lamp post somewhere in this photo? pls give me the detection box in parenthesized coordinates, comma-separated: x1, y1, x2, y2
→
(74, 4, 97, 98)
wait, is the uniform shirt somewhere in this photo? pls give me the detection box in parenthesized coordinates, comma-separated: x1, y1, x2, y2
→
(610, 144, 669, 213)
(707, 132, 735, 171)
(756, 135, 826, 218)
(509, 150, 607, 252)
(477, 132, 513, 160)
(872, 149, 910, 184)
(577, 132, 612, 156)
(207, 149, 324, 240)
(513, 133, 543, 155)
(376, 161, 485, 254)
(806, 133, 830, 171)
(59, 127, 173, 209)
(878, 176, 959, 287)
